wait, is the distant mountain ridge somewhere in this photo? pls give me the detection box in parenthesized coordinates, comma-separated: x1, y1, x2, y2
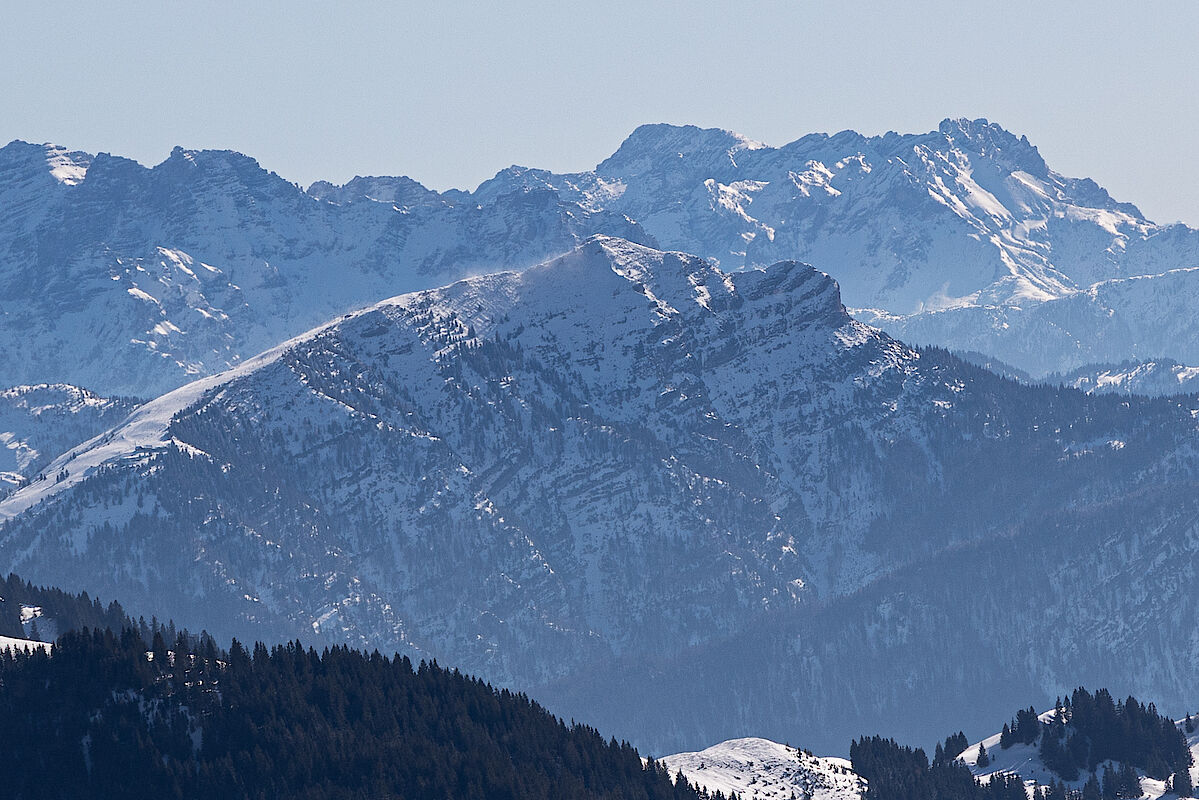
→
(0, 138, 650, 395)
(5, 117, 1199, 397)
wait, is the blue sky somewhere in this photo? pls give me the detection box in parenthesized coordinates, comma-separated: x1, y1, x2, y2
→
(3, 1, 1196, 223)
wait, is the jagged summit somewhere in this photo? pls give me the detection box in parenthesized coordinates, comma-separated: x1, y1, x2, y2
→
(306, 174, 443, 208)
(0, 139, 651, 395)
(935, 117, 1050, 176)
(4, 117, 1199, 392)
(0, 140, 92, 186)
(597, 122, 768, 176)
(0, 234, 852, 521)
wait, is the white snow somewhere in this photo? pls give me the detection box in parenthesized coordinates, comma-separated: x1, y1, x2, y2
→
(44, 145, 89, 185)
(662, 738, 864, 800)
(0, 634, 51, 654)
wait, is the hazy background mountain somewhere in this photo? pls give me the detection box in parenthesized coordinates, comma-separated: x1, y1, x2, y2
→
(460, 118, 1199, 377)
(0, 384, 140, 497)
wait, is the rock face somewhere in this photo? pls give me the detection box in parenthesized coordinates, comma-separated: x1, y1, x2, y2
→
(4, 237, 1199, 755)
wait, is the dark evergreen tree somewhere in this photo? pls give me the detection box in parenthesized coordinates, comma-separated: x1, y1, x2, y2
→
(1118, 762, 1141, 799)
(1175, 768, 1194, 798)
(943, 733, 970, 761)
(1001, 723, 1015, 749)
(978, 743, 991, 768)
(1102, 764, 1119, 800)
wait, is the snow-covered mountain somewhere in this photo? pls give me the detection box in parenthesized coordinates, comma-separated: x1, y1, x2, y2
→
(0, 139, 649, 396)
(6, 119, 1199, 398)
(0, 384, 139, 496)
(4, 237, 1199, 754)
(858, 265, 1199, 377)
(467, 119, 1199, 376)
(662, 738, 864, 800)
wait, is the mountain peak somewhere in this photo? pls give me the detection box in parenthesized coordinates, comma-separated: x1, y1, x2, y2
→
(936, 117, 1049, 177)
(0, 140, 92, 186)
(162, 145, 267, 174)
(307, 174, 442, 208)
(733, 259, 845, 316)
(598, 123, 768, 176)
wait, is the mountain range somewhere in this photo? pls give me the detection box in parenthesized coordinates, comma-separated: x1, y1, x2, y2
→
(5, 118, 1199, 404)
(4, 236, 1199, 754)
(0, 139, 648, 396)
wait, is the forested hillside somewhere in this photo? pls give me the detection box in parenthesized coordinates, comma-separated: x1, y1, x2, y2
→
(0, 627, 732, 800)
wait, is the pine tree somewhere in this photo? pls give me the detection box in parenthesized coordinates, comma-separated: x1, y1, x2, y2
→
(1118, 762, 1141, 799)
(1187, 714, 1194, 735)
(1001, 723, 1015, 749)
(1175, 768, 1194, 798)
(1102, 764, 1119, 800)
(978, 742, 991, 767)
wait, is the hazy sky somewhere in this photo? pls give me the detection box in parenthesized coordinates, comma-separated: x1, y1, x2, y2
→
(3, 1, 1197, 223)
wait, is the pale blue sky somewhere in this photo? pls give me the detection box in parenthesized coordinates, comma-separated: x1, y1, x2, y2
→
(3, 1, 1196, 223)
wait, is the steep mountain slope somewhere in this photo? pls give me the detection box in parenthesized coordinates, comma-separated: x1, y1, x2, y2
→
(662, 738, 864, 800)
(0, 139, 649, 395)
(3, 237, 1199, 754)
(0, 385, 140, 495)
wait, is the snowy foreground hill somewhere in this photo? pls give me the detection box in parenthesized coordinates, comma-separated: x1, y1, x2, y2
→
(959, 709, 1199, 800)
(663, 699, 1199, 800)
(4, 237, 1199, 753)
(5, 118, 1199, 398)
(662, 738, 864, 800)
